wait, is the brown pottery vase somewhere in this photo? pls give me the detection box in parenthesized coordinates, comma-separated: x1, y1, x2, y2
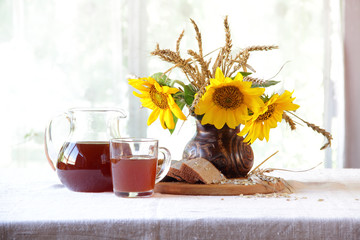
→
(182, 120, 254, 178)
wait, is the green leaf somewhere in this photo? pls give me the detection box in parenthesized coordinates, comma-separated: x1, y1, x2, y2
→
(239, 71, 252, 77)
(260, 94, 271, 103)
(151, 72, 171, 86)
(183, 84, 196, 106)
(251, 80, 280, 88)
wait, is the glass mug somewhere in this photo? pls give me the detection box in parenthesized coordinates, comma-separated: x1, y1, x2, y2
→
(110, 138, 171, 197)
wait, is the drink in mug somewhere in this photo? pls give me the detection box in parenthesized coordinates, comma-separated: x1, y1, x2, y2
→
(111, 156, 157, 193)
(110, 138, 171, 197)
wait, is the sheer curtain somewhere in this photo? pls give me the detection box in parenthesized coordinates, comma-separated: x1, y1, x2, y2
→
(344, 0, 360, 168)
(0, 0, 345, 169)
(0, 0, 137, 168)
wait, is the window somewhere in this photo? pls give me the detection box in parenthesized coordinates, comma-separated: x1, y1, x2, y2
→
(0, 0, 343, 169)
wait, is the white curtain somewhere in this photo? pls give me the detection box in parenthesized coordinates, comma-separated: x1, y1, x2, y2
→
(0, 0, 139, 167)
(0, 0, 346, 169)
(344, 0, 360, 168)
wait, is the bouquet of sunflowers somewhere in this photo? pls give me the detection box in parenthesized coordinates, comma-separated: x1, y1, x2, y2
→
(128, 16, 332, 149)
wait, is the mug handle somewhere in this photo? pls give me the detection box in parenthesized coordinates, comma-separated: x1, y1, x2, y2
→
(155, 147, 172, 184)
(44, 113, 72, 171)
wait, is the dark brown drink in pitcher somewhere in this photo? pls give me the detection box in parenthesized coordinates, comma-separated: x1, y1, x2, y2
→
(57, 141, 112, 192)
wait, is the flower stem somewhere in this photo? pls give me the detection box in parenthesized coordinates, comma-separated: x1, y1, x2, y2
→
(171, 80, 187, 89)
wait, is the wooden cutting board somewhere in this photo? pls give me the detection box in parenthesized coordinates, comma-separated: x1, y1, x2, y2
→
(154, 180, 285, 196)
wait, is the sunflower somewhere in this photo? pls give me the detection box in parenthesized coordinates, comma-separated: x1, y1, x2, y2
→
(129, 77, 187, 129)
(239, 90, 300, 144)
(194, 68, 265, 129)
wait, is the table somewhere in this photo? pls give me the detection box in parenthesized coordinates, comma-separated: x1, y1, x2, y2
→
(1, 168, 359, 240)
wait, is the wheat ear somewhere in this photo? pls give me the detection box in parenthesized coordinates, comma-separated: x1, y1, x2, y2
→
(287, 111, 332, 150)
(176, 30, 185, 54)
(282, 112, 297, 130)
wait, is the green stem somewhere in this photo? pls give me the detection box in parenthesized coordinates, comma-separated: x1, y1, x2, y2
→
(171, 80, 187, 89)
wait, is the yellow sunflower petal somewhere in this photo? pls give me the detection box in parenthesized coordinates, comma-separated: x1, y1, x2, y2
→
(128, 77, 153, 88)
(243, 95, 265, 111)
(241, 135, 249, 143)
(161, 85, 170, 93)
(164, 109, 175, 129)
(201, 105, 218, 126)
(169, 99, 187, 120)
(240, 120, 253, 135)
(226, 111, 238, 129)
(244, 123, 258, 144)
(239, 125, 249, 137)
(276, 90, 300, 111)
(272, 111, 283, 123)
(237, 80, 252, 89)
(235, 105, 251, 124)
(233, 72, 243, 82)
(213, 108, 227, 129)
(133, 91, 149, 98)
(244, 134, 252, 143)
(154, 81, 163, 93)
(130, 84, 151, 92)
(244, 85, 265, 96)
(268, 117, 278, 128)
(147, 108, 160, 126)
(140, 98, 156, 109)
(159, 110, 167, 129)
(167, 87, 180, 94)
(268, 94, 279, 105)
(145, 77, 156, 84)
(215, 67, 226, 83)
(260, 123, 268, 141)
(254, 123, 264, 141)
(128, 78, 143, 87)
(195, 99, 215, 115)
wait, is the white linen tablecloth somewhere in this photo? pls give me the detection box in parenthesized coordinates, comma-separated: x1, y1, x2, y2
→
(0, 168, 359, 240)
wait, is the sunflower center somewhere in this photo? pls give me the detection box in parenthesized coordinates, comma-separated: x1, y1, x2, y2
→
(212, 86, 243, 109)
(257, 104, 276, 121)
(149, 86, 168, 109)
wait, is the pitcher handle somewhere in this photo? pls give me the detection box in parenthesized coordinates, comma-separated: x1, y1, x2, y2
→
(44, 113, 72, 171)
(155, 147, 172, 184)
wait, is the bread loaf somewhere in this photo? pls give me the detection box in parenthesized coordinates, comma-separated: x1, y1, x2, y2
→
(165, 158, 226, 184)
(167, 160, 184, 181)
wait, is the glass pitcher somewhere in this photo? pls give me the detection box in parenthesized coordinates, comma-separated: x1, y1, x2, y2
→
(44, 107, 127, 192)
